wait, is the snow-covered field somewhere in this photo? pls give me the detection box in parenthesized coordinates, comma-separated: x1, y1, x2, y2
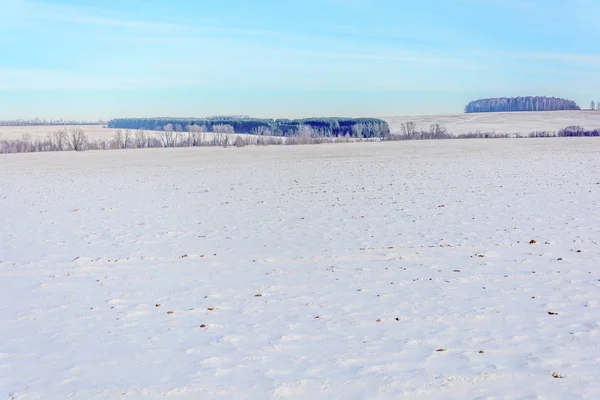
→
(2, 110, 600, 142)
(1, 139, 600, 399)
(0, 125, 117, 141)
(385, 110, 600, 135)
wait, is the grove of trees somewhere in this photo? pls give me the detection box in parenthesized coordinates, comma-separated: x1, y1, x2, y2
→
(107, 117, 391, 138)
(557, 126, 600, 137)
(465, 96, 580, 113)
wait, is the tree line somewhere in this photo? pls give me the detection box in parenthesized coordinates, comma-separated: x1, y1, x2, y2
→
(0, 125, 375, 154)
(0, 118, 105, 126)
(390, 122, 599, 140)
(556, 126, 600, 137)
(465, 96, 580, 113)
(107, 117, 391, 138)
(2, 123, 599, 155)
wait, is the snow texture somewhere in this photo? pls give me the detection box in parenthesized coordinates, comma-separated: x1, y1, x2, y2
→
(385, 110, 600, 135)
(1, 139, 599, 399)
(1, 110, 600, 142)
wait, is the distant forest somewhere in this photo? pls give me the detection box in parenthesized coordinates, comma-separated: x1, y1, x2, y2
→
(465, 96, 580, 113)
(0, 119, 105, 126)
(107, 117, 390, 138)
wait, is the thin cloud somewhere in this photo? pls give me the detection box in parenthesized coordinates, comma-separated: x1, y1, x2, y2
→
(487, 50, 600, 66)
(272, 48, 475, 67)
(13, 0, 305, 40)
(45, 13, 184, 31)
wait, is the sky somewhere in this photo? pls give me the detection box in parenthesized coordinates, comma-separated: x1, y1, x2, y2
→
(1, 0, 599, 120)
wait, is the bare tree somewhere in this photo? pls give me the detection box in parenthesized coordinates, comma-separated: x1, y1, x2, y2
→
(186, 124, 205, 146)
(69, 127, 87, 151)
(369, 122, 382, 139)
(429, 123, 449, 139)
(401, 122, 418, 139)
(310, 127, 332, 137)
(297, 125, 313, 144)
(97, 138, 109, 150)
(591, 100, 596, 111)
(134, 129, 147, 148)
(158, 124, 175, 147)
(20, 134, 33, 152)
(44, 133, 55, 151)
(112, 129, 123, 149)
(174, 131, 185, 147)
(251, 126, 271, 136)
(111, 129, 133, 149)
(352, 123, 365, 139)
(33, 135, 52, 152)
(122, 129, 133, 148)
(212, 132, 229, 147)
(53, 129, 68, 151)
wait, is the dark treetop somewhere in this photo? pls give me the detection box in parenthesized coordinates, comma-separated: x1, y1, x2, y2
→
(107, 117, 390, 138)
(465, 96, 580, 113)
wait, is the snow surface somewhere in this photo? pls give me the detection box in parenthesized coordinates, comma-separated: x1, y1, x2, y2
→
(2, 110, 600, 142)
(1, 139, 600, 399)
(385, 110, 600, 135)
(0, 125, 121, 141)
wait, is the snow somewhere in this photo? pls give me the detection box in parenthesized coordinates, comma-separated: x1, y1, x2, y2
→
(2, 110, 600, 142)
(0, 125, 259, 143)
(0, 125, 119, 141)
(385, 110, 600, 135)
(1, 139, 600, 399)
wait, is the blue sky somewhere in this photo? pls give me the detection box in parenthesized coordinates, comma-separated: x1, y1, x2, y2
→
(1, 0, 599, 120)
